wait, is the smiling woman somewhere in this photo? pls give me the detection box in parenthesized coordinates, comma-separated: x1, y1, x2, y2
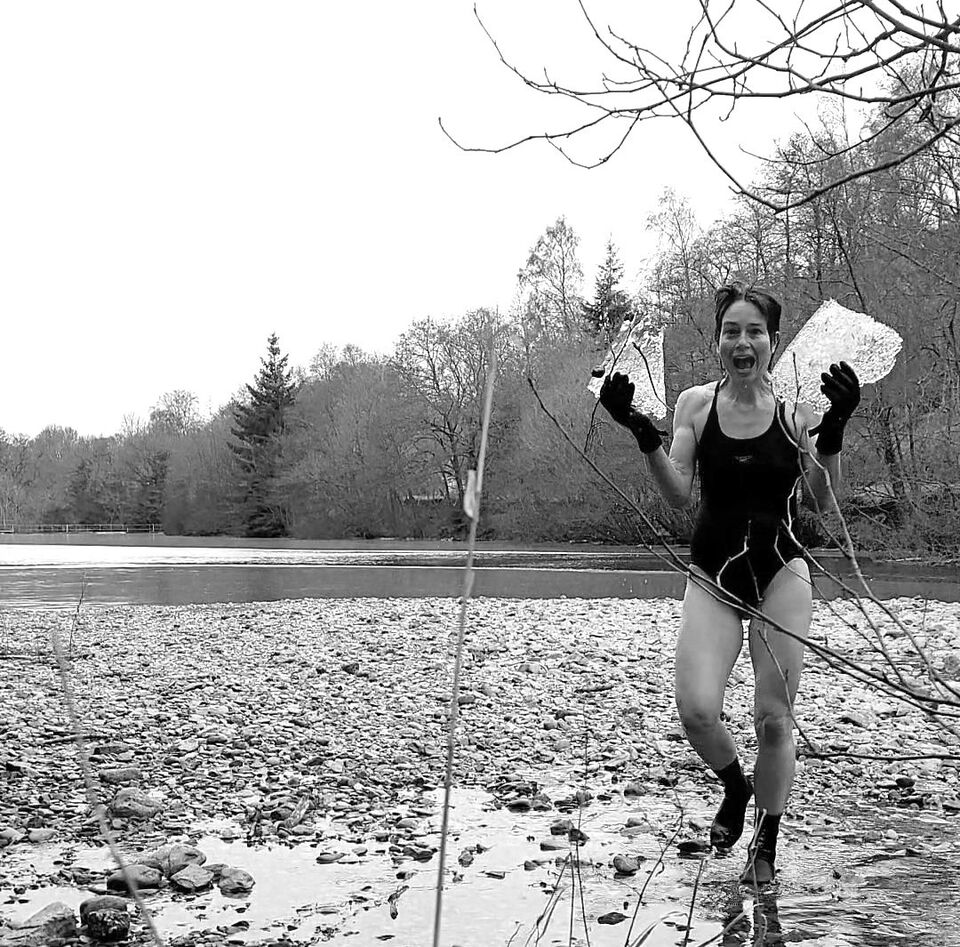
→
(599, 281, 861, 885)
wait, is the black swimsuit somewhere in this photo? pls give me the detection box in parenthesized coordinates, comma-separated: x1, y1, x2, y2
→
(690, 382, 805, 611)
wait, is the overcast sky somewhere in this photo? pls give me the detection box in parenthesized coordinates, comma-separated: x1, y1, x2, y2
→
(1, 1, 826, 437)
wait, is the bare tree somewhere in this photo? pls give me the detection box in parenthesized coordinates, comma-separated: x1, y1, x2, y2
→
(444, 1, 960, 209)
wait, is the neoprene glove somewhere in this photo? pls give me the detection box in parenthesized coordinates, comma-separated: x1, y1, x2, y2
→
(810, 361, 860, 455)
(597, 371, 667, 454)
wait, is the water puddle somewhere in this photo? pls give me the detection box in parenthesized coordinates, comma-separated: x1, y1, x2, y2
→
(2, 786, 957, 945)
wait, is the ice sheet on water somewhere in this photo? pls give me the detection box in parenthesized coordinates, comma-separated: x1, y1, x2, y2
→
(772, 299, 903, 412)
(587, 315, 667, 419)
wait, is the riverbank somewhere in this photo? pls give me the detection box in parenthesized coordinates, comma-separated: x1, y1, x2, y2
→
(2, 596, 959, 945)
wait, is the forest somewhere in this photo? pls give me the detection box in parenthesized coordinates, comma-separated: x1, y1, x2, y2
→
(1, 102, 958, 556)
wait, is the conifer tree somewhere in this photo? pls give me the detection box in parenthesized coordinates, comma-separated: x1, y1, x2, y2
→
(230, 333, 298, 536)
(583, 239, 634, 338)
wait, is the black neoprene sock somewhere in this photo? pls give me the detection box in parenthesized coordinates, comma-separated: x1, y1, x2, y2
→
(710, 759, 753, 849)
(751, 811, 781, 866)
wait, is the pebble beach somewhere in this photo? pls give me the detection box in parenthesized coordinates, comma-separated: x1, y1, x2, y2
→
(1, 595, 959, 945)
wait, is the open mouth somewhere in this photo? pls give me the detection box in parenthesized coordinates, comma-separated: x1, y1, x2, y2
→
(732, 354, 756, 371)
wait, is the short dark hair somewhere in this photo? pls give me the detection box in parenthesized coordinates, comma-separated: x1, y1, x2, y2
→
(713, 282, 782, 343)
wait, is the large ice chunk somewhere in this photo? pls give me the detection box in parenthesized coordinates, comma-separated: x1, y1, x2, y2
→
(772, 299, 902, 412)
(587, 316, 667, 420)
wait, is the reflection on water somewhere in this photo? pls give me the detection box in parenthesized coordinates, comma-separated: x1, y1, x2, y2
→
(0, 543, 957, 606)
(3, 788, 958, 946)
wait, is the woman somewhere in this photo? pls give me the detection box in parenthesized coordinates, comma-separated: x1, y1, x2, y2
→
(600, 283, 859, 883)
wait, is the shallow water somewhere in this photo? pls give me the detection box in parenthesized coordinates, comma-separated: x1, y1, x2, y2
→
(0, 542, 957, 606)
(3, 785, 958, 946)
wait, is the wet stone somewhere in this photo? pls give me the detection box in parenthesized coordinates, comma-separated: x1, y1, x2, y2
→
(0, 902, 77, 947)
(170, 864, 214, 892)
(612, 854, 643, 875)
(218, 867, 255, 895)
(137, 842, 207, 878)
(106, 864, 163, 892)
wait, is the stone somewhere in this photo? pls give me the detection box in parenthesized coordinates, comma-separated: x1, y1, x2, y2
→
(109, 787, 163, 820)
(217, 867, 255, 895)
(170, 864, 214, 892)
(26, 828, 55, 843)
(137, 842, 207, 878)
(98, 766, 143, 785)
(79, 897, 129, 923)
(82, 896, 131, 944)
(0, 902, 77, 946)
(598, 911, 628, 925)
(106, 864, 163, 892)
(0, 828, 24, 848)
(539, 837, 567, 851)
(612, 854, 642, 875)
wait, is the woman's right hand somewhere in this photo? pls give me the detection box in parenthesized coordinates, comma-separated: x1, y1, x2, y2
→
(598, 372, 666, 453)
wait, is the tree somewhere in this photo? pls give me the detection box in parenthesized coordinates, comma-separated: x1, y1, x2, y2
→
(393, 309, 511, 512)
(149, 390, 201, 436)
(230, 334, 298, 537)
(516, 216, 585, 342)
(583, 238, 634, 339)
(447, 2, 960, 209)
(129, 449, 169, 526)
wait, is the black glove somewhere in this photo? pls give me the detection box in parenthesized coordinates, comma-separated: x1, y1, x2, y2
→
(598, 371, 666, 454)
(809, 361, 860, 455)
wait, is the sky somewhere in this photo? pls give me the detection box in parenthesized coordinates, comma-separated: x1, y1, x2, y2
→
(1, 1, 831, 437)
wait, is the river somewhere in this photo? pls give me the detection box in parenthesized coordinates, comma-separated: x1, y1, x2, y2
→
(0, 537, 956, 606)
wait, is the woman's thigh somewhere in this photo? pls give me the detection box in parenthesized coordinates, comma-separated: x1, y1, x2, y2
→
(749, 558, 813, 712)
(675, 568, 747, 717)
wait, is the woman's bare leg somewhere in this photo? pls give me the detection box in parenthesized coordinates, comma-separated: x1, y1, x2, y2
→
(745, 557, 812, 881)
(675, 569, 746, 770)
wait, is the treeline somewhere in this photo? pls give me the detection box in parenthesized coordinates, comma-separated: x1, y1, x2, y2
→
(2, 102, 958, 554)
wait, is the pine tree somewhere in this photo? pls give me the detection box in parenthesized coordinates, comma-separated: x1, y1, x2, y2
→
(583, 239, 634, 338)
(230, 333, 298, 537)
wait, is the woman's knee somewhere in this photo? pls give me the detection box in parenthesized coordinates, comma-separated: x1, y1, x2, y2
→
(754, 708, 795, 747)
(677, 696, 722, 735)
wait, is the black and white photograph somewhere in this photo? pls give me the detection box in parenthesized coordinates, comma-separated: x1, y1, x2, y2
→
(1, 2, 959, 945)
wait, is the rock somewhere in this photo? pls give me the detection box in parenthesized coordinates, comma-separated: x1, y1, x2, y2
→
(458, 850, 474, 867)
(549, 819, 573, 836)
(79, 897, 128, 923)
(170, 864, 214, 892)
(109, 787, 163, 820)
(0, 902, 77, 946)
(612, 854, 642, 875)
(98, 766, 143, 785)
(26, 828, 55, 843)
(80, 897, 131, 943)
(0, 828, 25, 848)
(217, 867, 255, 895)
(539, 837, 567, 851)
(137, 842, 206, 878)
(598, 911, 628, 925)
(106, 864, 163, 892)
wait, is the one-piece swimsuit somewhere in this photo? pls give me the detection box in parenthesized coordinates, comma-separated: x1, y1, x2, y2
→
(689, 381, 805, 611)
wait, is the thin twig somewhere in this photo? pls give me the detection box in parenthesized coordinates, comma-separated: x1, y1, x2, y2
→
(432, 342, 498, 947)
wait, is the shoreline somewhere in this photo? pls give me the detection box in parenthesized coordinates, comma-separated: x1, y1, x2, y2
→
(2, 596, 959, 944)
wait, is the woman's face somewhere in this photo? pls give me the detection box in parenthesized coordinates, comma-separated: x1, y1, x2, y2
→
(717, 300, 778, 379)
